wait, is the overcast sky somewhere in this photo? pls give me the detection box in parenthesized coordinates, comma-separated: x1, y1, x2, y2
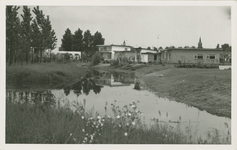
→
(18, 6, 231, 49)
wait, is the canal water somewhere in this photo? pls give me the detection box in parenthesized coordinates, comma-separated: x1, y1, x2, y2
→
(6, 70, 231, 140)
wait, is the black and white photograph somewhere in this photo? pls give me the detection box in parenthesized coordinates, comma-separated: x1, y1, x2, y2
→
(1, 0, 237, 149)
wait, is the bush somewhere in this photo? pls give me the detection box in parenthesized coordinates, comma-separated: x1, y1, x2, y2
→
(110, 59, 119, 68)
(91, 53, 102, 66)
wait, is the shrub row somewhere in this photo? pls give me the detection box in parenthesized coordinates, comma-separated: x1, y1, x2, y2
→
(175, 63, 219, 69)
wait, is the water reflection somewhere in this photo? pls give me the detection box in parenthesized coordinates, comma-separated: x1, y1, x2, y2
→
(92, 71, 135, 87)
(6, 90, 56, 109)
(63, 78, 103, 96)
(6, 70, 231, 140)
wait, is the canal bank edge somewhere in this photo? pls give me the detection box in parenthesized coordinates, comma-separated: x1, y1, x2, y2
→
(135, 65, 231, 118)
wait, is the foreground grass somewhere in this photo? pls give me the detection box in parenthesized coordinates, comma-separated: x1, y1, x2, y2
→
(136, 64, 231, 118)
(6, 62, 90, 89)
(6, 98, 230, 144)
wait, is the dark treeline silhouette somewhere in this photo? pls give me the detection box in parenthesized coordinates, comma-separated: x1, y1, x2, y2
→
(61, 28, 105, 61)
(6, 6, 57, 66)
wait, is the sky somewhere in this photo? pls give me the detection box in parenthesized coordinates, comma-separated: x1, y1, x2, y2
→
(18, 5, 231, 49)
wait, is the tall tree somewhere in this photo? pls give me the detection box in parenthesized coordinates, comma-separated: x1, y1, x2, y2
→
(91, 31, 104, 55)
(61, 28, 73, 51)
(6, 6, 20, 66)
(216, 44, 220, 49)
(32, 6, 45, 63)
(31, 19, 41, 63)
(72, 28, 83, 51)
(83, 30, 93, 56)
(20, 6, 33, 64)
(92, 31, 104, 47)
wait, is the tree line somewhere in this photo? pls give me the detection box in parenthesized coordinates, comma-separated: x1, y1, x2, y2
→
(61, 28, 105, 60)
(6, 6, 57, 66)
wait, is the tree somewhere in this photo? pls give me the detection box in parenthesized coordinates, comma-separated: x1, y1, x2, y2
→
(6, 6, 20, 66)
(153, 47, 157, 50)
(147, 47, 151, 50)
(83, 30, 93, 56)
(20, 6, 33, 64)
(61, 28, 73, 51)
(158, 46, 163, 50)
(72, 28, 83, 51)
(216, 44, 220, 49)
(31, 19, 41, 63)
(92, 31, 104, 47)
(91, 31, 105, 55)
(32, 6, 45, 63)
(221, 43, 229, 51)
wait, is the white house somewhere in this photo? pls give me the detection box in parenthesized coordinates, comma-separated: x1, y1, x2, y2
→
(97, 43, 133, 60)
(52, 47, 82, 60)
(139, 48, 158, 63)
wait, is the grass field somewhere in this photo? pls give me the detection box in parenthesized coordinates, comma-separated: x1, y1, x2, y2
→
(136, 64, 231, 118)
(6, 98, 230, 144)
(6, 62, 90, 89)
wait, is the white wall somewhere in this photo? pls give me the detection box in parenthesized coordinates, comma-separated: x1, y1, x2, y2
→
(112, 46, 132, 52)
(141, 54, 148, 63)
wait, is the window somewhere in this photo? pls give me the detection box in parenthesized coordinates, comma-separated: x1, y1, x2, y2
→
(195, 54, 203, 59)
(207, 55, 215, 59)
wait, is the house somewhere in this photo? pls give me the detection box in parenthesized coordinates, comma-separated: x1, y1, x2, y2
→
(137, 48, 159, 63)
(57, 51, 81, 60)
(52, 47, 82, 60)
(97, 41, 139, 62)
(160, 38, 223, 64)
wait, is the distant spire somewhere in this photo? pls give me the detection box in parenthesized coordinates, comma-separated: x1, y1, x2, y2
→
(198, 37, 203, 48)
(123, 40, 126, 46)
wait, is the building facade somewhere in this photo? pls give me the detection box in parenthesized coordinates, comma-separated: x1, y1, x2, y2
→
(97, 41, 137, 61)
(160, 38, 223, 64)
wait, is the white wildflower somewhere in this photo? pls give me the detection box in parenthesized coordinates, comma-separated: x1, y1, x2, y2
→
(117, 115, 120, 119)
(124, 132, 128, 136)
(126, 123, 129, 126)
(82, 129, 85, 132)
(128, 113, 131, 116)
(81, 116, 84, 119)
(97, 116, 101, 119)
(107, 115, 111, 118)
(132, 122, 135, 126)
(101, 123, 103, 126)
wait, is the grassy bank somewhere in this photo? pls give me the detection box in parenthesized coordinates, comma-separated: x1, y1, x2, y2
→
(6, 62, 90, 89)
(136, 64, 231, 118)
(6, 98, 230, 144)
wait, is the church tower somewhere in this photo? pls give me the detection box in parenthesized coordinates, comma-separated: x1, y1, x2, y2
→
(198, 37, 203, 48)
